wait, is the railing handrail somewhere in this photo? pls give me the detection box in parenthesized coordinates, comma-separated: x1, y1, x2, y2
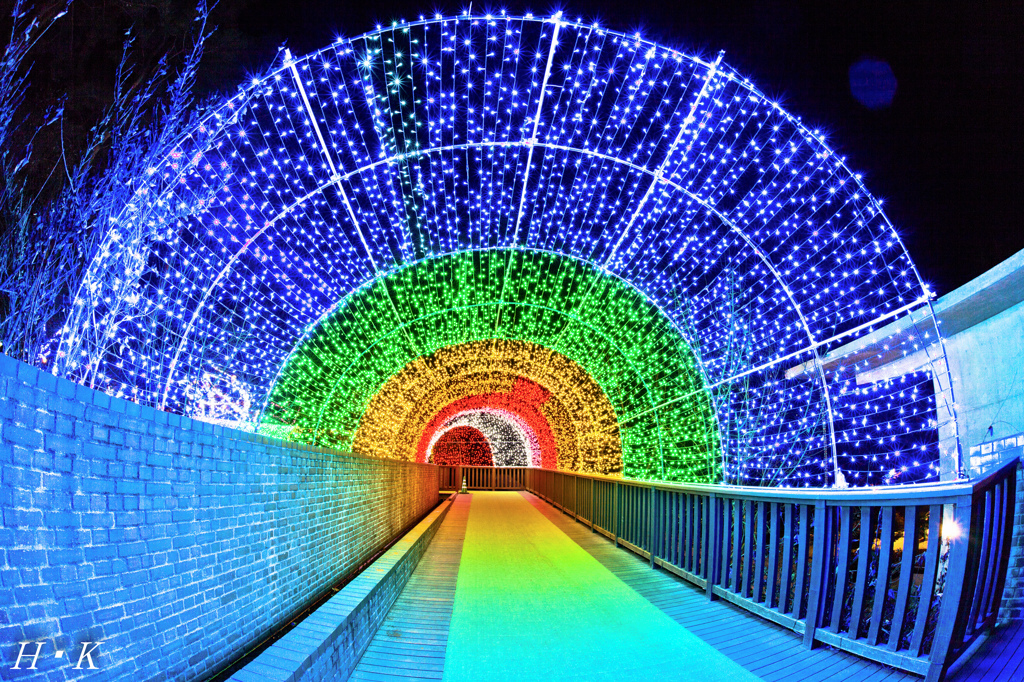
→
(443, 458, 1018, 501)
(439, 456, 1019, 682)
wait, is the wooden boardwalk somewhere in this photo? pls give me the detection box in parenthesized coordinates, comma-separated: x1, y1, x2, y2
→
(350, 491, 1020, 681)
(350, 495, 471, 682)
(522, 491, 919, 682)
(947, 621, 1024, 682)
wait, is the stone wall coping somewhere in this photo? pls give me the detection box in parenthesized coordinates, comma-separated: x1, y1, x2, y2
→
(226, 493, 458, 682)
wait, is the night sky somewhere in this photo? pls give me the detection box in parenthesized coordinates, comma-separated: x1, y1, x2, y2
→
(30, 0, 1023, 295)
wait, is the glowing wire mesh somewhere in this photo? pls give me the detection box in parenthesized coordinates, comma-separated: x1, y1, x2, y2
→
(55, 12, 958, 486)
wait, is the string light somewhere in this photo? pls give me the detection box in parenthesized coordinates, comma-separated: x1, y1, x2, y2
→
(265, 248, 718, 481)
(426, 409, 539, 467)
(53, 13, 952, 487)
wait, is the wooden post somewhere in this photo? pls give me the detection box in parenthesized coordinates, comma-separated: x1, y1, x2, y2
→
(803, 501, 828, 649)
(706, 494, 718, 601)
(575, 475, 580, 520)
(650, 487, 658, 568)
(591, 477, 596, 532)
(614, 481, 620, 547)
(924, 495, 975, 682)
(911, 505, 943, 657)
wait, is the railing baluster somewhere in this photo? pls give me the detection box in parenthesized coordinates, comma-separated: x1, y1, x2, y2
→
(663, 490, 671, 562)
(849, 505, 872, 639)
(624, 486, 630, 543)
(830, 506, 853, 633)
(701, 495, 710, 580)
(590, 477, 596, 531)
(614, 481, 620, 547)
(650, 487, 657, 567)
(794, 504, 809, 618)
(668, 492, 677, 566)
(803, 501, 828, 648)
(967, 487, 995, 635)
(767, 501, 779, 608)
(682, 493, 689, 570)
(696, 491, 704, 569)
(720, 497, 731, 592)
(780, 503, 794, 614)
(574, 474, 579, 517)
(742, 499, 753, 598)
(925, 495, 974, 682)
(707, 494, 719, 599)
(637, 486, 642, 547)
(888, 505, 917, 652)
(868, 506, 894, 645)
(980, 480, 1010, 623)
(636, 486, 641, 546)
(911, 504, 942, 657)
(754, 501, 767, 603)
(625, 486, 630, 543)
(732, 498, 742, 593)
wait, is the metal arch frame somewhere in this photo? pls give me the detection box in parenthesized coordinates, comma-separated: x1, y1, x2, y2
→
(256, 243, 725, 482)
(304, 301, 670, 470)
(426, 409, 541, 468)
(156, 134, 842, 478)
(55, 10, 717, 383)
(55, 13, 957, 482)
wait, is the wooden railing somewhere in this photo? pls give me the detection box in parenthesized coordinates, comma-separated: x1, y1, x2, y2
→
(437, 459, 1018, 682)
(437, 464, 527, 491)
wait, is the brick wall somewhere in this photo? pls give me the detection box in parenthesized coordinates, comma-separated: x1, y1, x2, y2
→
(230, 495, 454, 682)
(1000, 460, 1024, 622)
(0, 354, 439, 680)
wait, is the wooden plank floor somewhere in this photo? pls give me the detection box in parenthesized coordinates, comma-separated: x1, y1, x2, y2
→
(522, 492, 919, 682)
(947, 621, 1024, 682)
(350, 490, 1020, 681)
(350, 495, 471, 682)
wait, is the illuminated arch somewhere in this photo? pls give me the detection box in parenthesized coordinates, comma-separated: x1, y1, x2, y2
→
(55, 12, 958, 487)
(426, 409, 538, 467)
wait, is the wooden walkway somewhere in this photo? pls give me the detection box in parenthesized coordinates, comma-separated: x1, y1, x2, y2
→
(522, 491, 919, 682)
(350, 495, 471, 682)
(947, 621, 1024, 682)
(350, 491, 1021, 681)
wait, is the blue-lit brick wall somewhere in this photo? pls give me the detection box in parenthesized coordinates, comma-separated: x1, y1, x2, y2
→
(0, 354, 439, 680)
(1001, 460, 1024, 621)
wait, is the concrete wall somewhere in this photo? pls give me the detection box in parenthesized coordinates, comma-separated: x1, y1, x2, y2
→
(0, 354, 439, 681)
(930, 250, 1024, 624)
(944, 299, 1024, 455)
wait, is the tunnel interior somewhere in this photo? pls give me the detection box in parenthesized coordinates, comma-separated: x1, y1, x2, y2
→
(55, 13, 957, 487)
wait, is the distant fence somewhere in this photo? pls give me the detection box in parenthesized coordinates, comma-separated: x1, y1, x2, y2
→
(438, 464, 526, 490)
(437, 460, 1018, 682)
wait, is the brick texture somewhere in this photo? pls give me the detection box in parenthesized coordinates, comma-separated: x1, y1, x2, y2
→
(0, 354, 439, 680)
(229, 495, 454, 682)
(1000, 460, 1024, 622)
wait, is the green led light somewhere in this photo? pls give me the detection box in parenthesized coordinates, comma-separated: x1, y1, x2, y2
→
(265, 248, 721, 483)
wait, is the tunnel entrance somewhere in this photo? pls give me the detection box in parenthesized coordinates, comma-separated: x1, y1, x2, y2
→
(431, 426, 494, 467)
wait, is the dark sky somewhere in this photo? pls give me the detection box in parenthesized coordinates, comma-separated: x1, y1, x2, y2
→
(32, 0, 1024, 295)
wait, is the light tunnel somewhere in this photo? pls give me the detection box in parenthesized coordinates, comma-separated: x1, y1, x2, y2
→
(54, 11, 959, 486)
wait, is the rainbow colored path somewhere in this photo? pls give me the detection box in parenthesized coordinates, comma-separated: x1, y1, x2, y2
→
(442, 492, 758, 681)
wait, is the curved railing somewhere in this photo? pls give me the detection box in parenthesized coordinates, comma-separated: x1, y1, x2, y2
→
(437, 460, 1018, 682)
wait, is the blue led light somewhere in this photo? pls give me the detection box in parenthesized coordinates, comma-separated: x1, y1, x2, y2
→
(53, 13, 958, 487)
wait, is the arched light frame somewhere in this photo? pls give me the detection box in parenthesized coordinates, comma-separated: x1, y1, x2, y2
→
(54, 11, 961, 487)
